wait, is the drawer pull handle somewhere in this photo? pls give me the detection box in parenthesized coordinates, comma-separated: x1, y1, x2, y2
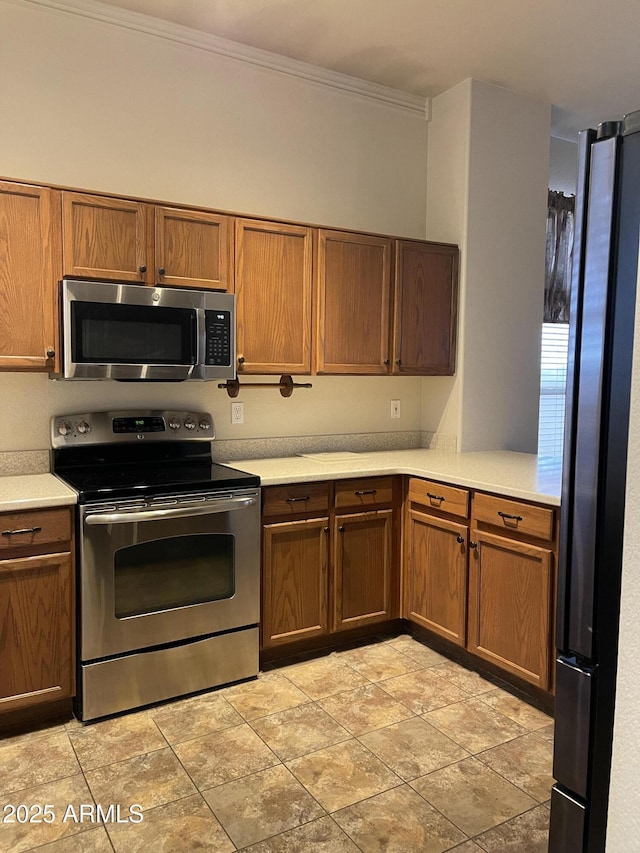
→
(2, 526, 42, 537)
(497, 511, 523, 522)
(355, 489, 377, 496)
(427, 492, 446, 502)
(456, 534, 464, 544)
(285, 496, 310, 503)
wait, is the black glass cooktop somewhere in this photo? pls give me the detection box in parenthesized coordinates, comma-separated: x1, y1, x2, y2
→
(52, 443, 260, 504)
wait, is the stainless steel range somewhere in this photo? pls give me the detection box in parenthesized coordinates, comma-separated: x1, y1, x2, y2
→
(51, 410, 260, 722)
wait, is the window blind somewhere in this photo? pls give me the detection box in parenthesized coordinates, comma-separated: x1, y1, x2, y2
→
(538, 322, 569, 459)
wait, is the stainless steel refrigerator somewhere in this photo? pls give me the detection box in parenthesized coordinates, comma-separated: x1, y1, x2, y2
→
(549, 111, 640, 851)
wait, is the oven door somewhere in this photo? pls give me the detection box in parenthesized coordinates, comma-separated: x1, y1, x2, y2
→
(78, 489, 260, 661)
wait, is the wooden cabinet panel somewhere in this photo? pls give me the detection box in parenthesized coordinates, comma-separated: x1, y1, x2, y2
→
(262, 517, 329, 647)
(0, 552, 74, 713)
(235, 219, 313, 373)
(262, 482, 330, 518)
(405, 509, 467, 645)
(155, 207, 233, 291)
(315, 230, 392, 374)
(467, 529, 552, 689)
(0, 508, 71, 556)
(0, 181, 60, 371)
(333, 509, 393, 630)
(393, 241, 458, 375)
(407, 478, 469, 519)
(335, 477, 394, 510)
(473, 493, 554, 541)
(62, 192, 149, 283)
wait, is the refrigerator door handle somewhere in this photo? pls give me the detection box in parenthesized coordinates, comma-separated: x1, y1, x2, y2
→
(549, 785, 586, 853)
(564, 134, 619, 658)
(553, 656, 595, 798)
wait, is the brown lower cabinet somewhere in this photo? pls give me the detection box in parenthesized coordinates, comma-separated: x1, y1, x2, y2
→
(261, 473, 556, 695)
(0, 507, 75, 715)
(333, 509, 393, 631)
(262, 517, 329, 646)
(467, 491, 556, 691)
(403, 478, 557, 693)
(261, 477, 399, 649)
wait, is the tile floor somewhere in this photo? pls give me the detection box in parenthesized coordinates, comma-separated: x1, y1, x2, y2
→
(0, 634, 554, 852)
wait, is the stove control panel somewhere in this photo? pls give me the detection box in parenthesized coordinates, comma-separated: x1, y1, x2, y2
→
(51, 410, 215, 447)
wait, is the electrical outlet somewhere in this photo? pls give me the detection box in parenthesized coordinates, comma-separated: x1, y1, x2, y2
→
(231, 402, 244, 424)
(391, 399, 401, 419)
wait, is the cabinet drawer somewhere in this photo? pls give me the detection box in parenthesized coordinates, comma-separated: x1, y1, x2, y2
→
(407, 478, 469, 519)
(473, 493, 554, 541)
(335, 478, 394, 509)
(262, 482, 330, 517)
(0, 507, 72, 554)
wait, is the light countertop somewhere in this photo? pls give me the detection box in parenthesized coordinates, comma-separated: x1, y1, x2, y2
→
(0, 474, 78, 513)
(0, 451, 562, 512)
(226, 449, 562, 506)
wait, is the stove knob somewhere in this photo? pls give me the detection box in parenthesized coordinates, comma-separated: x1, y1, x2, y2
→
(184, 417, 196, 431)
(168, 418, 181, 431)
(198, 418, 211, 431)
(57, 420, 73, 437)
(76, 420, 92, 435)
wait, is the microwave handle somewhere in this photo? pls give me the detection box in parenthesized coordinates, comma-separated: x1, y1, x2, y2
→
(85, 496, 257, 525)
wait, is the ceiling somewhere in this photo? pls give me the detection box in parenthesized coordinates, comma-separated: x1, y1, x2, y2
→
(86, 0, 640, 140)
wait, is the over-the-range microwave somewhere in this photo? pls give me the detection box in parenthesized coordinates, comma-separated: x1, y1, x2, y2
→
(55, 279, 235, 381)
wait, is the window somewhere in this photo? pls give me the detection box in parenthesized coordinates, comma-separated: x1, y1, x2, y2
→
(538, 322, 569, 459)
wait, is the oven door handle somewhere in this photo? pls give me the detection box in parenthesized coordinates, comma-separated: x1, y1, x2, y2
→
(84, 496, 258, 525)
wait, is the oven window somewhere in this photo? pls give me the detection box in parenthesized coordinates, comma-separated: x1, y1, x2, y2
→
(114, 534, 234, 618)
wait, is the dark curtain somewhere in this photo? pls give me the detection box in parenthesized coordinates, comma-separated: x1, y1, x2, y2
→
(544, 191, 575, 323)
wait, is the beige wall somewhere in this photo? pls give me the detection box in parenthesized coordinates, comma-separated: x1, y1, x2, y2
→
(425, 79, 550, 453)
(0, 0, 430, 450)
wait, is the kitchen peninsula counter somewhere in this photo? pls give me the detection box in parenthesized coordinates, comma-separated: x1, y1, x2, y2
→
(227, 449, 562, 506)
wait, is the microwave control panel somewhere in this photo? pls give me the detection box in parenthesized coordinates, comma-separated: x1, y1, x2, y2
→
(204, 310, 232, 366)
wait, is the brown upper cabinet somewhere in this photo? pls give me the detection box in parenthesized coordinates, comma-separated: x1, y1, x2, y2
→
(62, 192, 234, 291)
(314, 229, 392, 374)
(0, 181, 61, 371)
(235, 218, 313, 374)
(0, 174, 459, 376)
(392, 240, 458, 375)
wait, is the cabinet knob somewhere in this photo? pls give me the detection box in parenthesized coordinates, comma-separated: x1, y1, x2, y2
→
(323, 526, 329, 533)
(469, 541, 478, 549)
(338, 525, 345, 533)
(238, 356, 245, 367)
(396, 359, 402, 365)
(456, 534, 464, 544)
(45, 347, 55, 359)
(158, 267, 166, 276)
(384, 359, 390, 366)
(139, 265, 147, 274)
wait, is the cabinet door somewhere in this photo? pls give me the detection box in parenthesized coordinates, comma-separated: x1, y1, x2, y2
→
(0, 552, 74, 713)
(468, 529, 553, 689)
(62, 191, 150, 283)
(262, 518, 329, 647)
(405, 509, 467, 645)
(393, 241, 458, 375)
(0, 182, 60, 371)
(155, 207, 233, 291)
(315, 230, 392, 373)
(333, 510, 393, 630)
(236, 219, 313, 373)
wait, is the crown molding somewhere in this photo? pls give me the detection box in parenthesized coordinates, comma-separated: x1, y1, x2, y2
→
(11, 0, 430, 118)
